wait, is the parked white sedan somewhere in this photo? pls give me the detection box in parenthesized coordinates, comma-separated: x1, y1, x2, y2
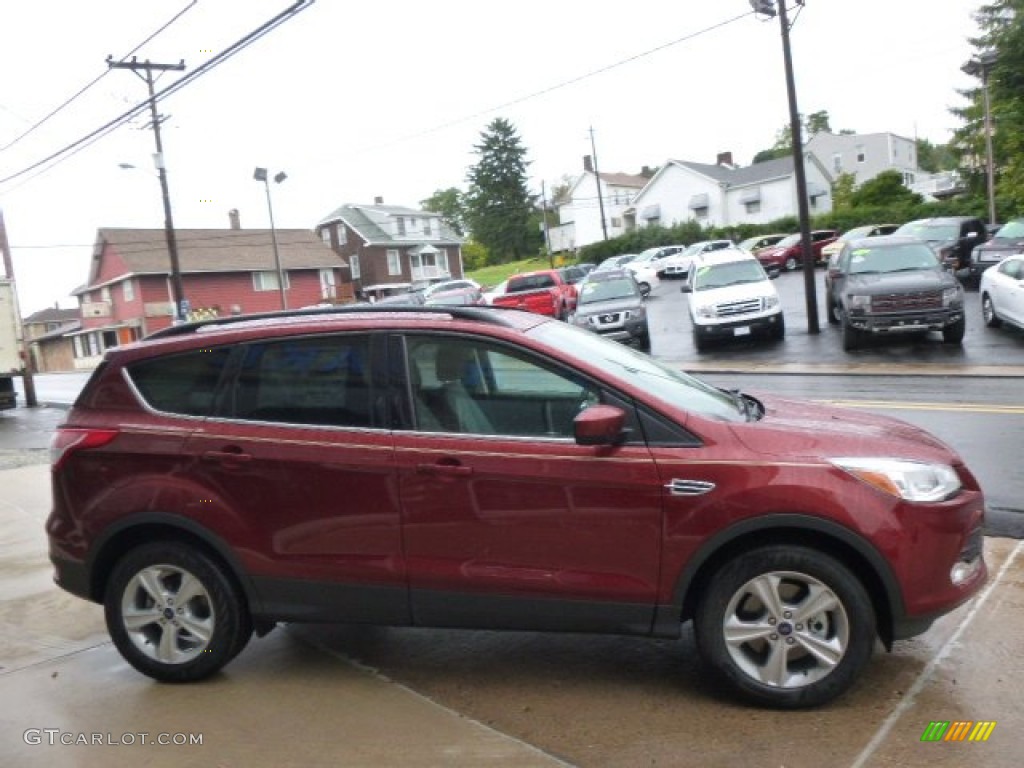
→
(624, 261, 661, 295)
(980, 254, 1024, 332)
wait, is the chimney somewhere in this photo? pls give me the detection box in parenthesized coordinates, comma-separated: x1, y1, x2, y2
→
(716, 151, 734, 168)
(640, 165, 656, 178)
(374, 196, 384, 205)
(583, 155, 594, 173)
(228, 209, 241, 229)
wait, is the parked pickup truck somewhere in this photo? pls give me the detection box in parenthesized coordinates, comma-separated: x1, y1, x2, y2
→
(491, 269, 577, 319)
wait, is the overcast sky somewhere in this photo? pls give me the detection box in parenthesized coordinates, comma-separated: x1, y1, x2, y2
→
(0, 0, 983, 315)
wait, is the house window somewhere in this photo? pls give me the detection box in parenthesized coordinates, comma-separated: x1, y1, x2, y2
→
(350, 254, 361, 280)
(73, 336, 85, 358)
(694, 208, 708, 220)
(338, 226, 347, 245)
(410, 218, 418, 230)
(320, 228, 331, 245)
(319, 268, 336, 299)
(438, 249, 449, 275)
(610, 217, 622, 228)
(857, 146, 866, 163)
(423, 219, 432, 237)
(387, 249, 401, 276)
(122, 279, 134, 302)
(253, 271, 290, 291)
(744, 201, 761, 214)
(101, 286, 111, 304)
(395, 217, 406, 236)
(832, 154, 842, 173)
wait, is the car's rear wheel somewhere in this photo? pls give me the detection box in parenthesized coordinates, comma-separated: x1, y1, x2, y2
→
(784, 255, 799, 272)
(105, 542, 252, 682)
(694, 545, 875, 709)
(942, 315, 966, 344)
(982, 293, 1002, 328)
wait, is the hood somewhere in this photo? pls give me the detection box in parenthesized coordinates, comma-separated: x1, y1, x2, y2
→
(976, 237, 1024, 256)
(691, 279, 776, 308)
(574, 296, 643, 316)
(731, 394, 960, 465)
(842, 269, 956, 295)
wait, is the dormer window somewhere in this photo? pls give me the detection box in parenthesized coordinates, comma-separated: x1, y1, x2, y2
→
(396, 217, 406, 236)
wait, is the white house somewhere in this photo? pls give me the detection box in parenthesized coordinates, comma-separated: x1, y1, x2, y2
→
(625, 153, 834, 231)
(549, 165, 648, 252)
(805, 131, 921, 187)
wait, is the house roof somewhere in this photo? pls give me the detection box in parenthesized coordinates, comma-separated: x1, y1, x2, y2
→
(85, 228, 344, 289)
(23, 307, 79, 325)
(598, 172, 648, 188)
(674, 156, 797, 187)
(317, 204, 463, 246)
(31, 320, 81, 342)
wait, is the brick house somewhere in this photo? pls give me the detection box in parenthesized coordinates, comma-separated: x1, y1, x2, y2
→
(316, 202, 464, 297)
(22, 307, 79, 372)
(70, 227, 347, 369)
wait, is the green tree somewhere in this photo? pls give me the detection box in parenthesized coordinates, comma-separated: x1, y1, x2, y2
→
(464, 118, 538, 263)
(849, 170, 924, 208)
(420, 187, 465, 236)
(831, 172, 857, 211)
(915, 138, 958, 173)
(806, 109, 832, 136)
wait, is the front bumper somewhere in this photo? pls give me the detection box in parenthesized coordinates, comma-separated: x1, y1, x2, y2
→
(577, 314, 647, 342)
(693, 311, 783, 338)
(848, 308, 962, 333)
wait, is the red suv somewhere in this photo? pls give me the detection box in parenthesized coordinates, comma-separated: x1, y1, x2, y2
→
(47, 306, 987, 707)
(756, 230, 840, 272)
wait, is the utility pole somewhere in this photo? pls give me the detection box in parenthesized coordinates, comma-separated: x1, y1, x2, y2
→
(0, 209, 37, 407)
(107, 57, 188, 323)
(589, 126, 609, 241)
(751, 0, 819, 334)
(540, 180, 554, 268)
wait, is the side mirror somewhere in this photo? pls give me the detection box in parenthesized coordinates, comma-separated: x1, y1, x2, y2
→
(574, 404, 626, 446)
(640, 284, 651, 298)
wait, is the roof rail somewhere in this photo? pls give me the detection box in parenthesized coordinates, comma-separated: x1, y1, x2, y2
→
(145, 304, 519, 340)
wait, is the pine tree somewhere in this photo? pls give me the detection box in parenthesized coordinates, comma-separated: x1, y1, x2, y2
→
(464, 118, 538, 263)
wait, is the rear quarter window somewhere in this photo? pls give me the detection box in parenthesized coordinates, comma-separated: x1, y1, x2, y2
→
(127, 347, 231, 416)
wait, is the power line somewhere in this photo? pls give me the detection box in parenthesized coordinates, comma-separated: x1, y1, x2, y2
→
(0, 0, 314, 191)
(358, 10, 752, 154)
(0, 1, 199, 154)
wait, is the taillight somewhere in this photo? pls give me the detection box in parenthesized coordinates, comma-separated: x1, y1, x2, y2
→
(50, 428, 120, 471)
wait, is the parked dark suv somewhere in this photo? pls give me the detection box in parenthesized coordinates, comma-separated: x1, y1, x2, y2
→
(48, 306, 987, 707)
(960, 217, 1024, 289)
(826, 236, 966, 350)
(894, 216, 988, 273)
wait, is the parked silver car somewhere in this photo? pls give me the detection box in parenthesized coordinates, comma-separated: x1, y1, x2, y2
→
(569, 269, 650, 350)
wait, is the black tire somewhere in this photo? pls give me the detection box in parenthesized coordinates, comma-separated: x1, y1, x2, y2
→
(105, 542, 252, 682)
(841, 317, 863, 351)
(772, 315, 786, 341)
(942, 315, 966, 344)
(826, 295, 840, 325)
(692, 327, 710, 353)
(982, 293, 1002, 328)
(784, 255, 799, 272)
(637, 326, 651, 352)
(694, 545, 875, 709)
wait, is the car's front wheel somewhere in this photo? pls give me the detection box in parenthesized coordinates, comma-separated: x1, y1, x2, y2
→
(105, 542, 252, 682)
(784, 255, 799, 271)
(841, 315, 864, 351)
(982, 293, 1002, 328)
(694, 545, 875, 709)
(825, 294, 840, 325)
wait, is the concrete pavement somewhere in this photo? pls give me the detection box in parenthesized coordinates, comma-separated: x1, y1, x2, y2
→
(2, 461, 1023, 767)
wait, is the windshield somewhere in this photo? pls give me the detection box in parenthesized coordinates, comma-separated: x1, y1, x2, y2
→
(578, 277, 639, 305)
(841, 226, 874, 240)
(528, 321, 744, 422)
(994, 219, 1024, 240)
(895, 221, 959, 241)
(847, 243, 939, 274)
(776, 234, 800, 248)
(693, 259, 768, 290)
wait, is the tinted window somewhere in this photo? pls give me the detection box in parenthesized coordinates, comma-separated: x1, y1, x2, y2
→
(229, 335, 373, 427)
(129, 347, 231, 416)
(406, 335, 597, 437)
(508, 274, 556, 292)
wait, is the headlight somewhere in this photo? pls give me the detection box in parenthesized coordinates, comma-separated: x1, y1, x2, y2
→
(847, 295, 871, 311)
(696, 305, 715, 319)
(831, 457, 961, 502)
(764, 295, 780, 310)
(942, 287, 962, 307)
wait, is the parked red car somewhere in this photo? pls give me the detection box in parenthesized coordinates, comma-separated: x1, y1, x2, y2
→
(48, 306, 987, 708)
(490, 269, 576, 319)
(756, 230, 840, 272)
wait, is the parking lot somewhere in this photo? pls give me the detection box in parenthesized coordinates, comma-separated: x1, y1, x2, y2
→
(1, 276, 1022, 767)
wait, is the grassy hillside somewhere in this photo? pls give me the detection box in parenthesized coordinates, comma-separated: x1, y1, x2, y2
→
(467, 257, 551, 289)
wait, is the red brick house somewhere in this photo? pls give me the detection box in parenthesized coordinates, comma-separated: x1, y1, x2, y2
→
(70, 227, 347, 368)
(316, 202, 464, 297)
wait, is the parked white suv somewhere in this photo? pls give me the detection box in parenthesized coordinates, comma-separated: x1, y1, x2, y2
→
(682, 249, 785, 351)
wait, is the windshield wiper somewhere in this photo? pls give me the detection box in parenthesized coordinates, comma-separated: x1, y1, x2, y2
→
(723, 388, 751, 421)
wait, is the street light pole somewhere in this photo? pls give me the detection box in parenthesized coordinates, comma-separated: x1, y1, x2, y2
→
(751, 0, 819, 334)
(962, 52, 998, 226)
(254, 168, 288, 310)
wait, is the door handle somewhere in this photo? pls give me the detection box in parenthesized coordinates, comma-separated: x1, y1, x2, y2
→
(202, 449, 253, 464)
(416, 461, 473, 477)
